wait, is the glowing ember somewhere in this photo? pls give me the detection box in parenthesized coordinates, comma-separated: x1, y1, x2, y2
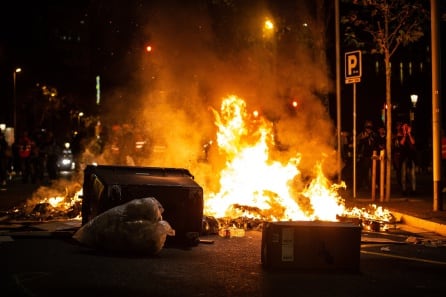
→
(204, 95, 347, 222)
(343, 204, 394, 223)
(47, 197, 65, 208)
(43, 188, 83, 214)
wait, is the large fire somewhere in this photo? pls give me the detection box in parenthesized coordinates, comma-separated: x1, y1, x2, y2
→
(7, 94, 393, 230)
(204, 95, 347, 221)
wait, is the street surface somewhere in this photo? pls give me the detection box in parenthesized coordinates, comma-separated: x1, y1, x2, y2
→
(1, 222, 446, 297)
(1, 174, 446, 297)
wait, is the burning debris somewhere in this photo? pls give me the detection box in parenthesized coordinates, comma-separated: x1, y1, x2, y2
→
(340, 204, 397, 232)
(4, 179, 83, 221)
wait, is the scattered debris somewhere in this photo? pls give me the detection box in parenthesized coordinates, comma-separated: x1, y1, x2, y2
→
(218, 227, 246, 238)
(380, 246, 391, 252)
(406, 236, 422, 244)
(405, 236, 445, 247)
(199, 239, 215, 244)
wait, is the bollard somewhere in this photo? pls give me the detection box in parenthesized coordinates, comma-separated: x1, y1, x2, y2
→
(379, 150, 385, 202)
(371, 150, 378, 201)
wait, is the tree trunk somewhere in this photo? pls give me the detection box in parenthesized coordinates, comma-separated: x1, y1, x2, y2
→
(385, 51, 392, 201)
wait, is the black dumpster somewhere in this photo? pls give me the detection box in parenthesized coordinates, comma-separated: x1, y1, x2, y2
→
(82, 165, 203, 246)
(261, 221, 361, 272)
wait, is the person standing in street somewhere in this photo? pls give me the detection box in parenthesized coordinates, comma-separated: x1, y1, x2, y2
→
(16, 131, 36, 183)
(0, 132, 9, 187)
(392, 122, 404, 193)
(399, 123, 417, 196)
(373, 125, 386, 193)
(42, 131, 61, 180)
(357, 120, 377, 191)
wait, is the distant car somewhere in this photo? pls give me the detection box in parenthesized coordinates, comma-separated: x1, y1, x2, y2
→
(57, 142, 76, 175)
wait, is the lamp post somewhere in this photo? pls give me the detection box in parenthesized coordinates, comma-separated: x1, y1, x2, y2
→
(13, 68, 22, 138)
(262, 18, 275, 39)
(78, 112, 84, 131)
(410, 94, 418, 126)
(261, 17, 276, 96)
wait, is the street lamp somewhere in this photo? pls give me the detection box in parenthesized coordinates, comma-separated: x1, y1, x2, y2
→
(410, 94, 418, 107)
(262, 17, 275, 39)
(13, 67, 22, 138)
(78, 112, 84, 131)
(410, 94, 418, 125)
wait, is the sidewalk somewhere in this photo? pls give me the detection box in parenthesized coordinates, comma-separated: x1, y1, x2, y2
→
(343, 170, 446, 236)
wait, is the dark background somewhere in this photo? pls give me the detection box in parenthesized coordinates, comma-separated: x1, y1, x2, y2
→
(0, 0, 444, 145)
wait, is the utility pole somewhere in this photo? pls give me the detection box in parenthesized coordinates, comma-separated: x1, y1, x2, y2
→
(335, 0, 342, 183)
(431, 0, 443, 211)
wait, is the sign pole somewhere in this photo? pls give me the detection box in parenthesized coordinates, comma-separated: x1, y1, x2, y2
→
(352, 82, 357, 198)
(345, 50, 362, 199)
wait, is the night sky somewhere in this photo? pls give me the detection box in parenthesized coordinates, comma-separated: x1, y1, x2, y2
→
(0, 0, 444, 147)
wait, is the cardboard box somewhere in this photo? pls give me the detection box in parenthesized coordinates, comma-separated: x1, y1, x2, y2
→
(261, 221, 361, 272)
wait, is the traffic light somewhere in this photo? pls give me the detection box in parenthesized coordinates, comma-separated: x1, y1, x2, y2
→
(287, 99, 299, 116)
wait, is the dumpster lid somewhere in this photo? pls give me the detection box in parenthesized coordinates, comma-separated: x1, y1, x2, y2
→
(85, 165, 201, 188)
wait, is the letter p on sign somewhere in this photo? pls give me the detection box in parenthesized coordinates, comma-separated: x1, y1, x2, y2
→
(347, 55, 357, 75)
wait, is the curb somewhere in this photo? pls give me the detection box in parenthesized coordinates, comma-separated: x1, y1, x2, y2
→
(391, 211, 446, 237)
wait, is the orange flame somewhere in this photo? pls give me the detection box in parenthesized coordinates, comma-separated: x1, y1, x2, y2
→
(204, 95, 346, 221)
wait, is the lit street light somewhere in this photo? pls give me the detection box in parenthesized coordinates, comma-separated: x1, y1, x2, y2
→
(410, 94, 418, 126)
(410, 94, 418, 108)
(261, 17, 277, 92)
(78, 112, 84, 131)
(264, 19, 274, 30)
(262, 18, 275, 39)
(13, 67, 22, 139)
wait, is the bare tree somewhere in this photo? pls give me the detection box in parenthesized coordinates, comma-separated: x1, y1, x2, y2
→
(341, 0, 428, 200)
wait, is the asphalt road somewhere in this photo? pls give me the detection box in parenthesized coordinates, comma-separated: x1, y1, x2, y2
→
(1, 228, 446, 297)
(1, 175, 446, 297)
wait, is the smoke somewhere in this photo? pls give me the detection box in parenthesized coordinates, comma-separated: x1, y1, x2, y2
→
(93, 0, 337, 191)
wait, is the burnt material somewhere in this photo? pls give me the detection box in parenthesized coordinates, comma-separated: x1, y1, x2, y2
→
(82, 165, 203, 246)
(261, 221, 361, 272)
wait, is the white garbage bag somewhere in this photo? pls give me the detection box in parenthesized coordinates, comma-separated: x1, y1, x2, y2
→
(73, 197, 175, 254)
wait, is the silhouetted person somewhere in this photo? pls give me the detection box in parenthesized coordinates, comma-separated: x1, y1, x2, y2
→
(357, 120, 377, 191)
(16, 131, 36, 183)
(0, 132, 8, 186)
(42, 131, 61, 180)
(399, 123, 416, 196)
(392, 122, 404, 193)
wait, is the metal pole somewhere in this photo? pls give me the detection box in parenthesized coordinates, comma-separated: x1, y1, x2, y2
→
(353, 82, 357, 198)
(12, 68, 21, 140)
(371, 150, 377, 201)
(335, 0, 342, 183)
(13, 71, 17, 139)
(431, 0, 442, 211)
(380, 149, 385, 202)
